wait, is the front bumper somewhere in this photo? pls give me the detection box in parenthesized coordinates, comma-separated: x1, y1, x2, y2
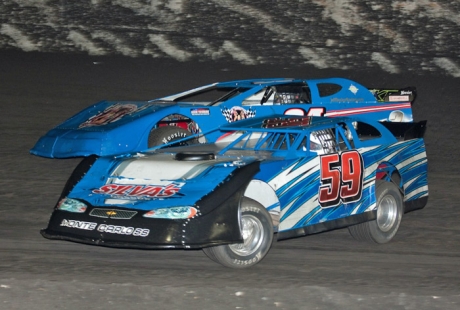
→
(41, 201, 242, 249)
(41, 161, 261, 249)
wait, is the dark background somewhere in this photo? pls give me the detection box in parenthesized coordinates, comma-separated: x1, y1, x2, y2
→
(1, 1, 459, 75)
(1, 1, 460, 309)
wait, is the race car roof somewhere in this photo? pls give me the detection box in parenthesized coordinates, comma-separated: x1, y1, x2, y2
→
(159, 77, 375, 102)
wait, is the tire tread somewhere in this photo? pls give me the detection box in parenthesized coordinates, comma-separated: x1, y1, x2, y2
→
(348, 181, 403, 244)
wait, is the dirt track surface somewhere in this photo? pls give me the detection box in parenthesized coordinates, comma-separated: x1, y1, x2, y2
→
(1, 51, 460, 309)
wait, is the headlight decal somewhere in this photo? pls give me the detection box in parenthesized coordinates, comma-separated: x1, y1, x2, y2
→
(143, 206, 198, 219)
(57, 198, 87, 213)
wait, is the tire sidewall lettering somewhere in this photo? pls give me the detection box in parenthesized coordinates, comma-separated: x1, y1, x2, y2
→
(149, 126, 192, 147)
(226, 205, 269, 265)
(232, 255, 260, 266)
(165, 132, 188, 144)
(241, 205, 260, 213)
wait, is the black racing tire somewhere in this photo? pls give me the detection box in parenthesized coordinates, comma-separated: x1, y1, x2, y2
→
(147, 126, 192, 147)
(203, 197, 274, 268)
(348, 181, 403, 244)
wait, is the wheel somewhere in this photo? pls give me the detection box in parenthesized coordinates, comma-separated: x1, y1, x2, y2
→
(147, 126, 191, 147)
(348, 181, 403, 244)
(203, 197, 274, 268)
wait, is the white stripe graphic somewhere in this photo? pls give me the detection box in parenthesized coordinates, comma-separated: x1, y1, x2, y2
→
(325, 103, 411, 117)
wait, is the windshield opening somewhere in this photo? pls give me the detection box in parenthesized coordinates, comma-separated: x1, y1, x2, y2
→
(174, 87, 249, 105)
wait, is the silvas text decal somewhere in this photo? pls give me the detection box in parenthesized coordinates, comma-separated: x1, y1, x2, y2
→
(92, 183, 182, 199)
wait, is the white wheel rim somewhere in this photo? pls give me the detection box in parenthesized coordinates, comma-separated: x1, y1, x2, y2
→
(229, 214, 264, 256)
(377, 194, 398, 232)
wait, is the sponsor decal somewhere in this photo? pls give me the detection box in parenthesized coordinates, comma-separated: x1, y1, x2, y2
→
(221, 106, 256, 122)
(348, 84, 359, 95)
(389, 95, 409, 102)
(262, 116, 312, 128)
(60, 219, 97, 230)
(330, 97, 364, 103)
(371, 89, 412, 102)
(79, 103, 153, 128)
(388, 110, 405, 122)
(400, 90, 412, 95)
(191, 108, 210, 116)
(92, 183, 183, 199)
(97, 224, 150, 237)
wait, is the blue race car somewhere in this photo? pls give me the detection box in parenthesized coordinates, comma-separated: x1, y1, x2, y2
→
(31, 77, 416, 158)
(40, 115, 428, 268)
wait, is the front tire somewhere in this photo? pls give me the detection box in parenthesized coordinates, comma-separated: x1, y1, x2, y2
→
(203, 197, 274, 268)
(348, 181, 403, 244)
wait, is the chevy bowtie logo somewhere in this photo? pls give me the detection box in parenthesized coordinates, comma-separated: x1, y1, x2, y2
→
(89, 208, 137, 220)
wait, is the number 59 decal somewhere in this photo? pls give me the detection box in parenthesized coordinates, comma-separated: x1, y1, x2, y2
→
(319, 150, 364, 208)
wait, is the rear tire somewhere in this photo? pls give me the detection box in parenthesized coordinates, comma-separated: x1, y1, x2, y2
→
(203, 197, 274, 268)
(147, 126, 191, 147)
(348, 181, 403, 244)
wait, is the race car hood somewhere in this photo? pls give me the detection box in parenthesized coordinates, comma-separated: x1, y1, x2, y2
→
(65, 152, 260, 215)
(30, 100, 180, 158)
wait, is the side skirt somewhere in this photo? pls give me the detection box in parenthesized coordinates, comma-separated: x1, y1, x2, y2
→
(277, 211, 377, 241)
(404, 196, 428, 213)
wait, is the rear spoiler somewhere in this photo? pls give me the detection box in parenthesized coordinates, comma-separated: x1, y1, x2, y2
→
(369, 87, 416, 104)
(380, 120, 427, 140)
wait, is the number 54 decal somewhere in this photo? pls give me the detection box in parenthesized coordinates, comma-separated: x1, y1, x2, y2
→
(319, 150, 364, 208)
